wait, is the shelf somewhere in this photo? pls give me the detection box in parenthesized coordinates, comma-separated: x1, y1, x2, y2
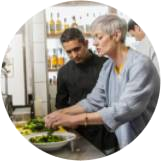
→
(48, 68, 58, 72)
(47, 32, 92, 38)
(47, 33, 63, 38)
(48, 66, 65, 72)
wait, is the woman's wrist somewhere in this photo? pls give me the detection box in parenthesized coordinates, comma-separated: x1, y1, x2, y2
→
(71, 113, 88, 126)
(84, 113, 88, 126)
(59, 108, 70, 114)
(71, 112, 103, 126)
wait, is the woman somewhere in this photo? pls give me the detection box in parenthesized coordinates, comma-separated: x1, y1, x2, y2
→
(45, 15, 160, 149)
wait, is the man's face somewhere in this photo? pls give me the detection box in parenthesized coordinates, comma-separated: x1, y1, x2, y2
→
(129, 25, 142, 41)
(63, 39, 88, 64)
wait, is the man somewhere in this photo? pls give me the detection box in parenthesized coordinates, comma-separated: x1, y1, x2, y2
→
(55, 28, 118, 154)
(128, 19, 160, 74)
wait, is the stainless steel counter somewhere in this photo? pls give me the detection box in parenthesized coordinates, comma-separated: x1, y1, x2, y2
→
(48, 133, 105, 160)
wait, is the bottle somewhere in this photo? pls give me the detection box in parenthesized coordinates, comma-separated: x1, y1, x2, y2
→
(71, 16, 78, 28)
(49, 78, 53, 85)
(48, 55, 51, 69)
(58, 48, 64, 67)
(53, 76, 57, 85)
(85, 13, 90, 33)
(34, 97, 43, 117)
(63, 18, 69, 31)
(51, 49, 58, 70)
(92, 13, 96, 22)
(48, 13, 55, 35)
(78, 16, 84, 32)
(56, 12, 62, 34)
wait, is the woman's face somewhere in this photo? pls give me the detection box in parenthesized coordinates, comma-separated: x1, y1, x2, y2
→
(93, 31, 115, 57)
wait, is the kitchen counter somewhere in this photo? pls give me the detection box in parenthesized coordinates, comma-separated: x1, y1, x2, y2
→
(15, 120, 106, 160)
(48, 133, 105, 160)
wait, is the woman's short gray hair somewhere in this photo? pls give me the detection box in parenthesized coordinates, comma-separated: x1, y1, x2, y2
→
(91, 14, 127, 43)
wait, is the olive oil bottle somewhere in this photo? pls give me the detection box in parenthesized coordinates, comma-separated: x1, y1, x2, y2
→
(56, 12, 62, 34)
(63, 18, 69, 31)
(51, 49, 58, 70)
(48, 13, 55, 35)
(71, 16, 78, 28)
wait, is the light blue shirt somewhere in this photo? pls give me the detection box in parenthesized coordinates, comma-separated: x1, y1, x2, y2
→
(79, 48, 160, 148)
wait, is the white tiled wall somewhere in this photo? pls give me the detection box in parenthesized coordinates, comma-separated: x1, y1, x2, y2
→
(25, 19, 33, 95)
(33, 24, 46, 42)
(34, 63, 47, 82)
(3, 34, 26, 105)
(42, 102, 48, 116)
(34, 82, 47, 102)
(31, 11, 49, 116)
(33, 43, 46, 62)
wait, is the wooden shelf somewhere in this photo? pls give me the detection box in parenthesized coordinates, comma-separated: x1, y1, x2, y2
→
(48, 66, 64, 72)
(47, 33, 62, 38)
(47, 32, 92, 38)
(48, 68, 58, 72)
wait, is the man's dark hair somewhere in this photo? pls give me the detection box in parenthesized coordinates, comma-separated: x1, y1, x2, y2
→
(60, 28, 85, 44)
(128, 19, 138, 31)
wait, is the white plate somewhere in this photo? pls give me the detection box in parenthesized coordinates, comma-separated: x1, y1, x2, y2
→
(25, 131, 76, 151)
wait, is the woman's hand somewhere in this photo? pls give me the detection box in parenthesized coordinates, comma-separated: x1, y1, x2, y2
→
(44, 111, 76, 129)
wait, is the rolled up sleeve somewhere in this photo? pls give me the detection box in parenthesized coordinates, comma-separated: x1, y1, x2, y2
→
(79, 61, 111, 112)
